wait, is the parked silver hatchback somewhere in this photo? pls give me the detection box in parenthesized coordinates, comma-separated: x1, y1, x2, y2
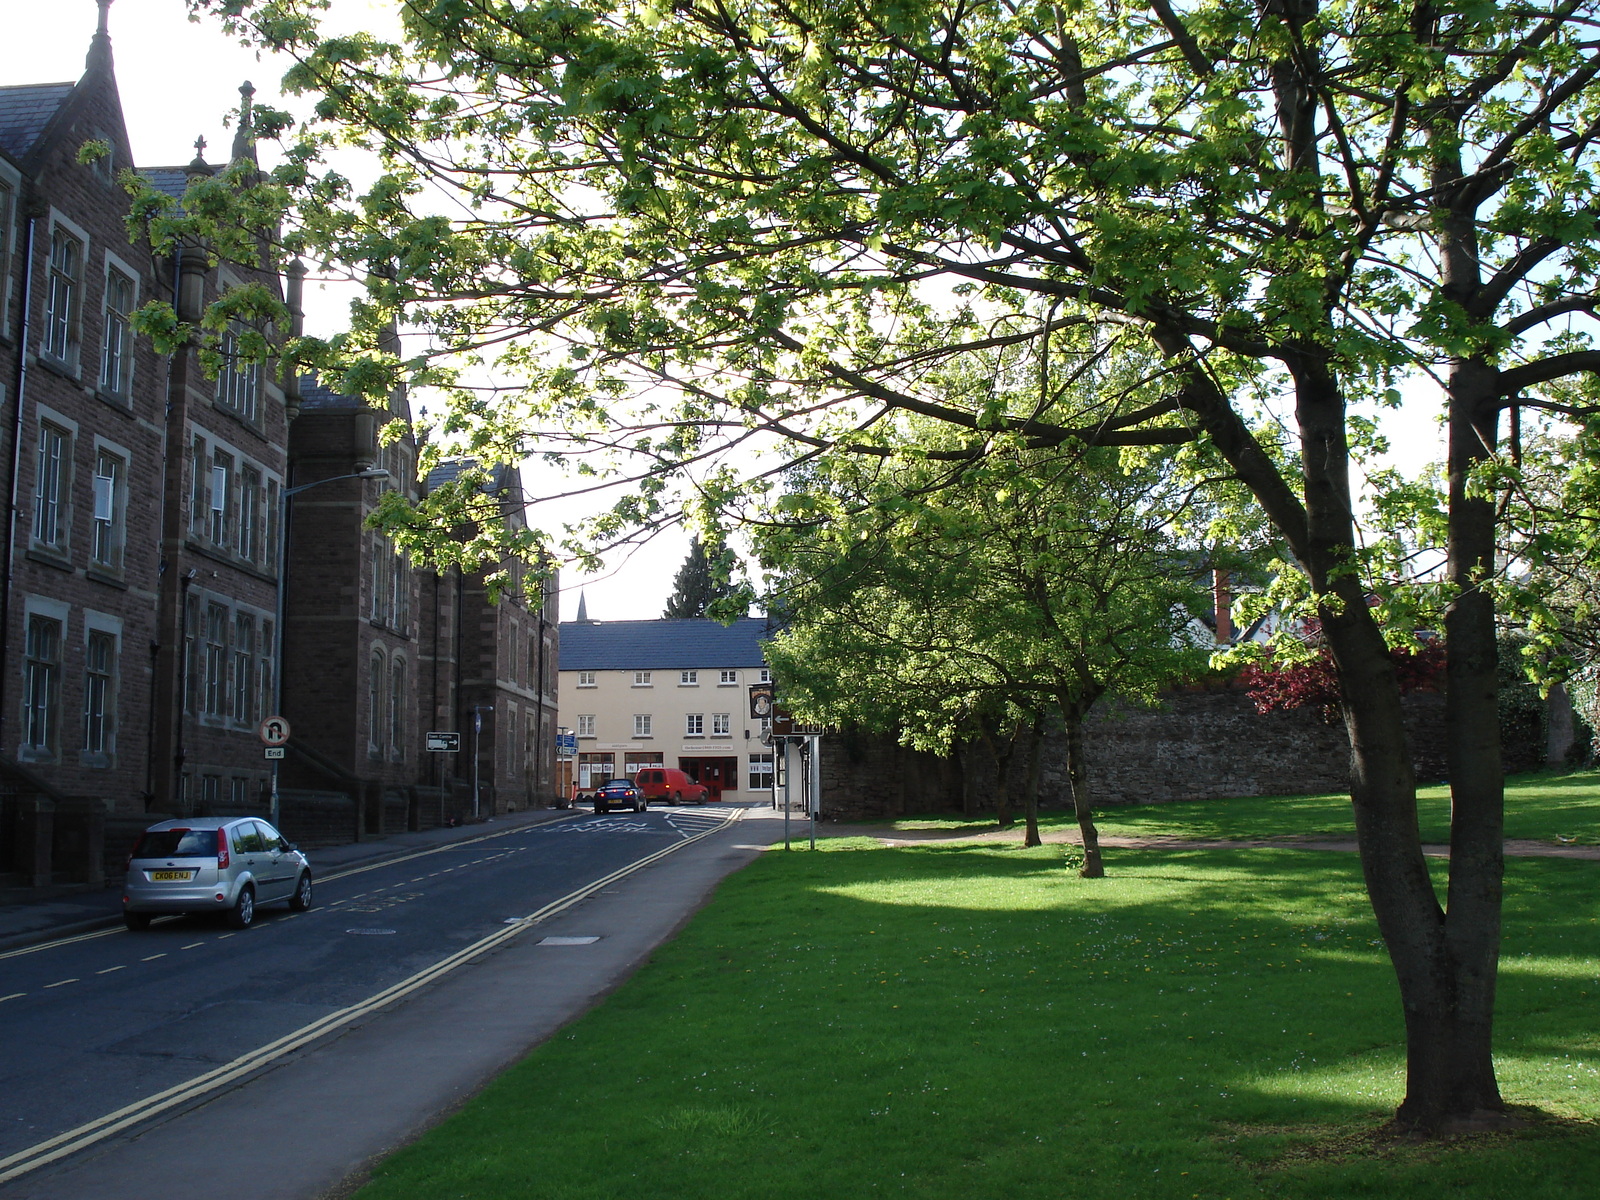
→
(122, 817, 313, 931)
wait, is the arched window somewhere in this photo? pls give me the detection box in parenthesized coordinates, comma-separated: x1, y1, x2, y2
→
(390, 657, 407, 761)
(368, 646, 387, 760)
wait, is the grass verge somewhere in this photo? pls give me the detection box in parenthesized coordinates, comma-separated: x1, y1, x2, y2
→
(352, 817, 1599, 1198)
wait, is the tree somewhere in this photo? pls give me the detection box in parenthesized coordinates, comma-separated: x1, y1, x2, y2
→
(190, 0, 1600, 1131)
(662, 536, 738, 618)
(760, 438, 1211, 872)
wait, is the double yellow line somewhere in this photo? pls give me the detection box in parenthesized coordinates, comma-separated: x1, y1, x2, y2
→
(0, 808, 743, 1185)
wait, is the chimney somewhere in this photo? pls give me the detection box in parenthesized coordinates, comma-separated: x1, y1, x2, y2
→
(1213, 568, 1233, 645)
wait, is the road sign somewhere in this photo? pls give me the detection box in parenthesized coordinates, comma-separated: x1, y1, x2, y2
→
(426, 731, 461, 753)
(259, 716, 291, 746)
(556, 732, 578, 759)
(264, 746, 286, 760)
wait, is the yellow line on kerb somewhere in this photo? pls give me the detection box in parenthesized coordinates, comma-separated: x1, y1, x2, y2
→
(0, 808, 742, 1185)
(0, 812, 588, 963)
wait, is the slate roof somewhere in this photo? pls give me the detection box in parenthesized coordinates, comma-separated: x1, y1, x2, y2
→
(558, 617, 771, 671)
(298, 375, 365, 411)
(422, 459, 514, 496)
(0, 83, 74, 159)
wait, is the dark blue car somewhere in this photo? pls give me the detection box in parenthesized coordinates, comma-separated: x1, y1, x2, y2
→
(593, 777, 646, 814)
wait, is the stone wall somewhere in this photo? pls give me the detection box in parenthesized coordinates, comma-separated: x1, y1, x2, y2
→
(817, 683, 1449, 820)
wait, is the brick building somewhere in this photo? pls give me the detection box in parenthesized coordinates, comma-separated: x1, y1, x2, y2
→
(0, 9, 559, 884)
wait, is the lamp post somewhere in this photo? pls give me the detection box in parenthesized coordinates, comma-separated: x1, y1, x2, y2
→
(269, 467, 390, 828)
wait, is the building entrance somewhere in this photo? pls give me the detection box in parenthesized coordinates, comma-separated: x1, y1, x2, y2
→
(680, 757, 738, 801)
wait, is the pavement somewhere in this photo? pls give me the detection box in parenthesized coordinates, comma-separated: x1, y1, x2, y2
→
(0, 805, 586, 955)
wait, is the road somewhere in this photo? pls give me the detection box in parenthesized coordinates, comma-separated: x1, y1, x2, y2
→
(0, 803, 778, 1199)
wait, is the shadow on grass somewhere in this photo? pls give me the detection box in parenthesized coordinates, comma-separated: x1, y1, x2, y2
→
(351, 837, 1600, 1200)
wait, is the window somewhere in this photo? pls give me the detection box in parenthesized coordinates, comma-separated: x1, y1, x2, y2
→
(759, 668, 771, 683)
(633, 671, 652, 687)
(231, 778, 251, 809)
(32, 423, 69, 549)
(23, 615, 62, 756)
(232, 613, 256, 724)
(238, 468, 261, 562)
(633, 713, 652, 738)
(680, 670, 698, 686)
(203, 604, 228, 717)
(91, 449, 125, 570)
(577, 752, 614, 789)
(190, 438, 207, 536)
(210, 453, 232, 545)
(0, 178, 14, 323)
(217, 323, 260, 421)
(685, 713, 704, 736)
(390, 658, 407, 760)
(577, 670, 596, 688)
(719, 669, 738, 685)
(625, 751, 664, 774)
(43, 227, 82, 364)
(200, 774, 221, 811)
(368, 648, 386, 758)
(749, 754, 774, 791)
(258, 620, 275, 715)
(100, 268, 135, 395)
(576, 714, 595, 738)
(712, 712, 731, 735)
(182, 594, 199, 714)
(83, 630, 114, 758)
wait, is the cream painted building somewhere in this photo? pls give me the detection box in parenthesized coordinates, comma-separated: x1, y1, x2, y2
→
(558, 616, 774, 801)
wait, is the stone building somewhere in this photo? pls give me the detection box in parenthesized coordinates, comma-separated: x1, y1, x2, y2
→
(0, 9, 559, 885)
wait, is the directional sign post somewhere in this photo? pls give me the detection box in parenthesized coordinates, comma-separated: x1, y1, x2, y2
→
(556, 731, 577, 760)
(425, 732, 461, 753)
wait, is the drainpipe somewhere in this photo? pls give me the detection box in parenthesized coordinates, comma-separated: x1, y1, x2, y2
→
(145, 245, 184, 810)
(0, 209, 39, 753)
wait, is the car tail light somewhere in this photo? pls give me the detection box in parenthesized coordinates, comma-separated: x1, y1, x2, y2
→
(216, 828, 230, 870)
(125, 833, 145, 872)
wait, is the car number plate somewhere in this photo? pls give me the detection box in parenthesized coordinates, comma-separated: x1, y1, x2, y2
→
(149, 869, 193, 881)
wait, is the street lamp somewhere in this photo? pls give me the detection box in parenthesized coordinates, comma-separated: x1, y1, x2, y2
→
(269, 467, 390, 827)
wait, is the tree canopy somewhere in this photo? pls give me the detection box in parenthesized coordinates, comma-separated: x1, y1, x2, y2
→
(186, 0, 1600, 1132)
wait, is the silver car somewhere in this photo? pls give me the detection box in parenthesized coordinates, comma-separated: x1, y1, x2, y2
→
(122, 817, 313, 931)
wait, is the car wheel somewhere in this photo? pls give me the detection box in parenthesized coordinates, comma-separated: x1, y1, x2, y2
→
(672, 791, 682, 805)
(226, 886, 255, 929)
(635, 797, 646, 812)
(123, 911, 151, 931)
(289, 872, 314, 912)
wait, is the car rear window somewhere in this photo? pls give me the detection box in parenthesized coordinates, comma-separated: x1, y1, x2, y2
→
(133, 829, 216, 858)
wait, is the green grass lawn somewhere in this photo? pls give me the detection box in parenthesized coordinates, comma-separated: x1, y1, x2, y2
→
(352, 802, 1600, 1199)
(871, 769, 1600, 846)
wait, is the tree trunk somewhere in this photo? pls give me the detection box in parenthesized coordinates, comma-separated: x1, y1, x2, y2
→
(1062, 706, 1103, 877)
(1022, 713, 1044, 848)
(978, 728, 1016, 828)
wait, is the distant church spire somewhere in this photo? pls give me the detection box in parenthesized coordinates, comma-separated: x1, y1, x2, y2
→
(576, 591, 589, 622)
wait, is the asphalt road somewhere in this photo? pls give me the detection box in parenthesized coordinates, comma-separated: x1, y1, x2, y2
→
(0, 802, 783, 1199)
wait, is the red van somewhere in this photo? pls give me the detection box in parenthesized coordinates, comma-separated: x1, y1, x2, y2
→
(633, 767, 711, 805)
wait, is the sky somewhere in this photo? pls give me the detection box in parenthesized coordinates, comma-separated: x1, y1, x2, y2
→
(0, 0, 693, 623)
(5, 2, 1457, 624)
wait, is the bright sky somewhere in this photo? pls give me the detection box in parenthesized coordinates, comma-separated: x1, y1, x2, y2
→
(5, 1, 1458, 623)
(0, 0, 692, 623)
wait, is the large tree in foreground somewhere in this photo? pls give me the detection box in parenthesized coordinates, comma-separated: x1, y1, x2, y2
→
(194, 0, 1600, 1130)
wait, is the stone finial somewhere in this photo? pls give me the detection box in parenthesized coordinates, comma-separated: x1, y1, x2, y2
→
(86, 0, 115, 74)
(232, 81, 258, 164)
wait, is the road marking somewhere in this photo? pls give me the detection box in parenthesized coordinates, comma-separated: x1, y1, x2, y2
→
(0, 813, 590, 963)
(180, 942, 204, 950)
(0, 993, 24, 1003)
(0, 807, 744, 1186)
(95, 966, 125, 976)
(140, 954, 165, 962)
(43, 979, 77, 989)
